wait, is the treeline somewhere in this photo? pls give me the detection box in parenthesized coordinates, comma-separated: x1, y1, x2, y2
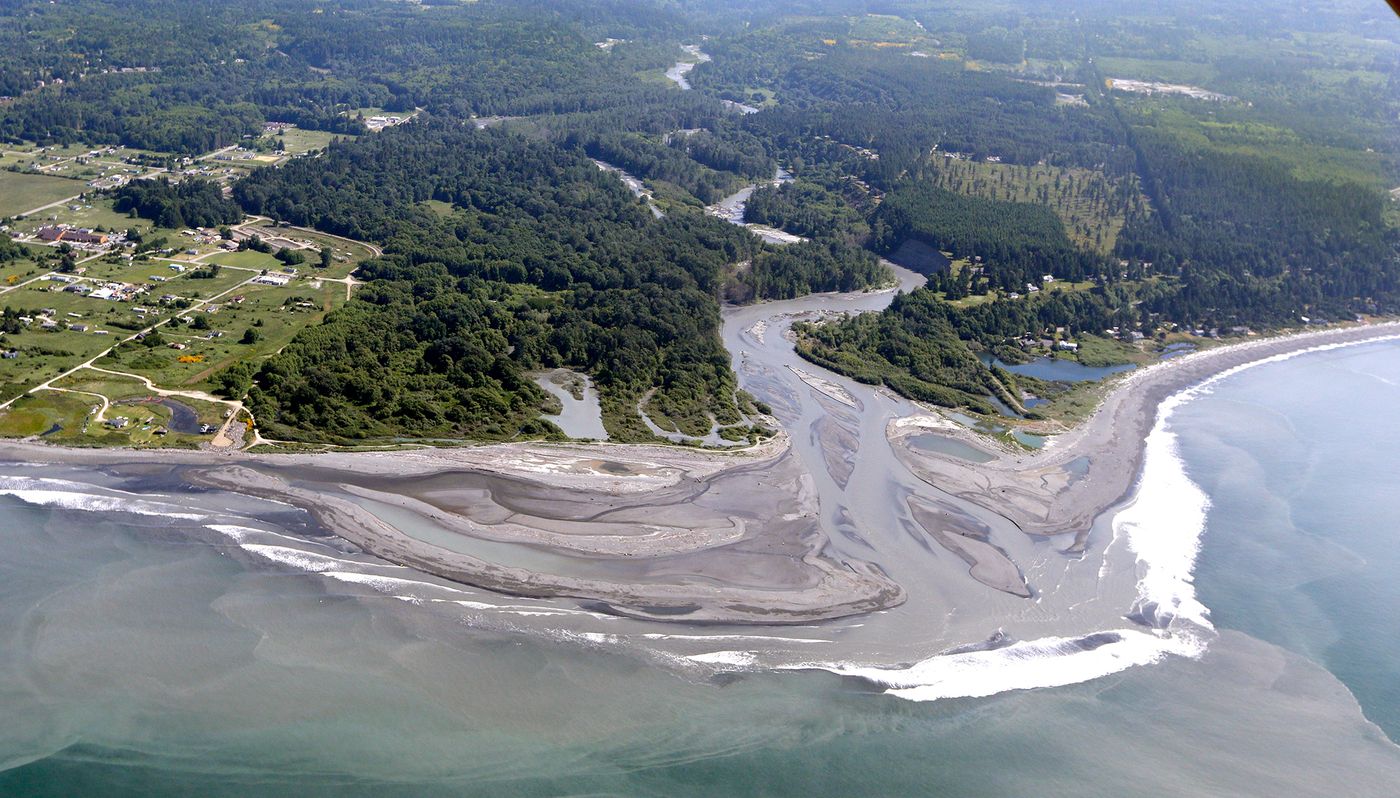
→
(1114, 123, 1400, 327)
(0, 0, 693, 153)
(573, 132, 744, 205)
(111, 178, 243, 229)
(744, 180, 870, 242)
(734, 240, 889, 302)
(0, 234, 29, 264)
(795, 289, 1004, 412)
(230, 120, 881, 442)
(873, 183, 1107, 289)
(704, 43, 1132, 185)
(795, 283, 1151, 412)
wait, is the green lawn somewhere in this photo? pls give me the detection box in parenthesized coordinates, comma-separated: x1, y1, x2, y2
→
(0, 257, 49, 288)
(848, 13, 926, 44)
(10, 197, 144, 238)
(0, 321, 117, 402)
(205, 249, 282, 270)
(0, 171, 84, 218)
(264, 126, 347, 156)
(0, 392, 93, 437)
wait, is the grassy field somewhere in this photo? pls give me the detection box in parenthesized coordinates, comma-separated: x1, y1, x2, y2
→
(422, 199, 456, 218)
(1, 202, 378, 445)
(0, 391, 94, 438)
(11, 197, 139, 236)
(205, 249, 283, 270)
(1128, 104, 1390, 189)
(923, 158, 1145, 254)
(1095, 56, 1216, 87)
(0, 371, 225, 448)
(262, 126, 346, 156)
(0, 171, 84, 218)
(0, 317, 117, 403)
(0, 257, 48, 287)
(94, 279, 348, 391)
(233, 224, 377, 277)
(847, 14, 927, 45)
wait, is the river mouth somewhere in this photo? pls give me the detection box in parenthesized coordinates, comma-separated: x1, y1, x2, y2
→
(11, 258, 1393, 706)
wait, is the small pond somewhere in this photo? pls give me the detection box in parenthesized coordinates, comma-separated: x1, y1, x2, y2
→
(907, 433, 997, 463)
(984, 354, 1136, 383)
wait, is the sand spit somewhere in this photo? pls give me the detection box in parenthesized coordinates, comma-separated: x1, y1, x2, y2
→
(0, 435, 904, 624)
(2, 322, 1395, 626)
(890, 323, 1400, 550)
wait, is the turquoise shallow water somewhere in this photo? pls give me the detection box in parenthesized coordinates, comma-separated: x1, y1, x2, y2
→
(2, 341, 1400, 796)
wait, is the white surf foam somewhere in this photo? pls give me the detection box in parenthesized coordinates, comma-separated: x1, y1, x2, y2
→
(782, 628, 1204, 701)
(688, 650, 760, 667)
(0, 476, 206, 520)
(644, 633, 832, 644)
(1113, 388, 1214, 630)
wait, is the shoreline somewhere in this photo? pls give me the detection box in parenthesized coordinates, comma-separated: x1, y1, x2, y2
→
(888, 321, 1400, 552)
(1, 322, 1397, 625)
(0, 431, 907, 625)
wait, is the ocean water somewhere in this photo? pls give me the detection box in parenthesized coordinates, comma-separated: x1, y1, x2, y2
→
(2, 341, 1400, 795)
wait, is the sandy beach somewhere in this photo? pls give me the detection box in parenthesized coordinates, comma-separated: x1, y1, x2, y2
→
(2, 321, 1397, 627)
(888, 322, 1400, 557)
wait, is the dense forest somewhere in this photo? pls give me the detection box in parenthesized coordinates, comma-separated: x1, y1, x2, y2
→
(230, 120, 886, 442)
(872, 183, 1109, 290)
(3, 0, 1395, 440)
(111, 179, 243, 230)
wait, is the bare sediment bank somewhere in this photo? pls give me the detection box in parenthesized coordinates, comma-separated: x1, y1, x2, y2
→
(0, 433, 904, 624)
(889, 322, 1400, 552)
(1, 322, 1395, 627)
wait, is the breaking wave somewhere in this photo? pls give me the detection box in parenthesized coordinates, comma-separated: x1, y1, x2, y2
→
(0, 475, 207, 520)
(763, 334, 1400, 702)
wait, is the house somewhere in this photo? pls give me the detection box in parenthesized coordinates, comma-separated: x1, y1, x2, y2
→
(1, 350, 18, 359)
(68, 323, 88, 332)
(252, 273, 291, 286)
(89, 287, 118, 301)
(1056, 340, 1079, 352)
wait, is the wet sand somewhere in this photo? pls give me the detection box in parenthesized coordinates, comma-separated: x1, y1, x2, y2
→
(1, 321, 1396, 631)
(888, 322, 1400, 557)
